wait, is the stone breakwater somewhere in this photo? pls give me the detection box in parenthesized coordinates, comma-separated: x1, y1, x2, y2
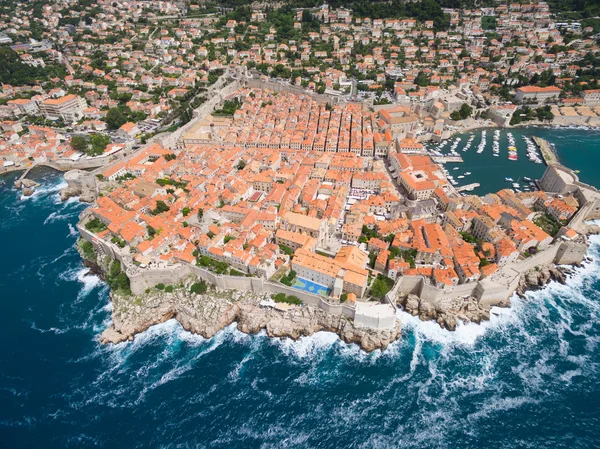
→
(99, 287, 401, 352)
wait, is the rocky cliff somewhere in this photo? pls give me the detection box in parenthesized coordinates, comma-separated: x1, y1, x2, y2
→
(99, 287, 401, 352)
(397, 293, 496, 331)
(516, 264, 568, 297)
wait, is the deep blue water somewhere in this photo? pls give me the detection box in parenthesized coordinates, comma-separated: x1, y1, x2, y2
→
(2, 129, 600, 448)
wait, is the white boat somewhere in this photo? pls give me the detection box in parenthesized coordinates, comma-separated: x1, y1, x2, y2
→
(505, 177, 513, 182)
(458, 175, 465, 179)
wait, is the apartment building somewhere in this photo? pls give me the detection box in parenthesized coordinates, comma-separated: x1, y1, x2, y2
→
(39, 94, 87, 122)
(514, 86, 561, 104)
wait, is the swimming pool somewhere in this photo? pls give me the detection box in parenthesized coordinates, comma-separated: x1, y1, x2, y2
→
(292, 277, 331, 297)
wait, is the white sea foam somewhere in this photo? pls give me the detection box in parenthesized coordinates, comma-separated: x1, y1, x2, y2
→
(43, 208, 79, 225)
(20, 180, 68, 202)
(273, 330, 340, 359)
(29, 321, 70, 335)
(397, 303, 517, 348)
(467, 395, 540, 423)
(67, 223, 78, 238)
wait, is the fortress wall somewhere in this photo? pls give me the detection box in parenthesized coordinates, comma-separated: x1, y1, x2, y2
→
(475, 281, 516, 307)
(354, 307, 397, 330)
(243, 78, 339, 105)
(128, 267, 191, 295)
(395, 276, 424, 296)
(555, 241, 588, 265)
(121, 262, 355, 319)
(158, 79, 242, 149)
(78, 224, 120, 262)
(516, 243, 560, 272)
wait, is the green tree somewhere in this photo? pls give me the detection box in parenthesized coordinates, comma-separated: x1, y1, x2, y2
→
(88, 133, 110, 156)
(70, 135, 88, 152)
(152, 200, 170, 215)
(371, 275, 394, 299)
(105, 107, 128, 129)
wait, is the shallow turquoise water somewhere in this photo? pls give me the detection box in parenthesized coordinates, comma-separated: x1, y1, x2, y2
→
(2, 129, 600, 448)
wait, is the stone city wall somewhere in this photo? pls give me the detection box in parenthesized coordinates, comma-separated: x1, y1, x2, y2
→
(157, 79, 243, 149)
(242, 77, 340, 105)
(555, 241, 589, 265)
(77, 230, 358, 320)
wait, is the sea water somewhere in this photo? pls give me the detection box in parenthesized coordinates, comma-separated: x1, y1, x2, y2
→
(2, 130, 600, 448)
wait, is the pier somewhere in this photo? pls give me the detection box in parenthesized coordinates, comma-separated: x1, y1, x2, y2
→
(532, 136, 558, 166)
(432, 155, 464, 163)
(456, 183, 480, 192)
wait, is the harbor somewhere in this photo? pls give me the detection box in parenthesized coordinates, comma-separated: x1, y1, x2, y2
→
(426, 128, 550, 195)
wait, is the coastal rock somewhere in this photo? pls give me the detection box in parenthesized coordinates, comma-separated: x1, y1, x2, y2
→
(517, 264, 567, 297)
(21, 179, 39, 188)
(22, 187, 35, 197)
(59, 185, 96, 203)
(14, 178, 38, 189)
(79, 191, 96, 203)
(61, 169, 97, 203)
(99, 288, 401, 352)
(398, 293, 496, 331)
(418, 299, 436, 321)
(59, 186, 79, 201)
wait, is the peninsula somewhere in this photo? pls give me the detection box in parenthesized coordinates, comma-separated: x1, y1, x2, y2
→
(72, 82, 600, 351)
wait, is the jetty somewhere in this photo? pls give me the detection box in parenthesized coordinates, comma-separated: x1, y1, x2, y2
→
(532, 136, 558, 166)
(432, 155, 463, 163)
(456, 183, 480, 192)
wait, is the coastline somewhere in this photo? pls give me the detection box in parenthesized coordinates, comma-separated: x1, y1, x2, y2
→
(85, 239, 584, 349)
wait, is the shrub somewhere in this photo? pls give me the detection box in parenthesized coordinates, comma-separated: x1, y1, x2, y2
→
(151, 200, 170, 215)
(280, 269, 296, 286)
(190, 280, 208, 295)
(156, 283, 165, 290)
(370, 274, 394, 299)
(272, 293, 302, 305)
(165, 285, 174, 293)
(85, 218, 107, 234)
(80, 240, 96, 262)
(279, 244, 294, 256)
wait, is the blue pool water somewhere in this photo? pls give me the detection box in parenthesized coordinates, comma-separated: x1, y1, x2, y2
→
(293, 277, 331, 296)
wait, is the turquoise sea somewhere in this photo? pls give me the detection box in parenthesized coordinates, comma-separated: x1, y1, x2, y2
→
(2, 128, 600, 448)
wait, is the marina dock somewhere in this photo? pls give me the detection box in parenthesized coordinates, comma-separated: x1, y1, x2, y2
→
(456, 183, 480, 192)
(532, 136, 558, 166)
(432, 155, 464, 163)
